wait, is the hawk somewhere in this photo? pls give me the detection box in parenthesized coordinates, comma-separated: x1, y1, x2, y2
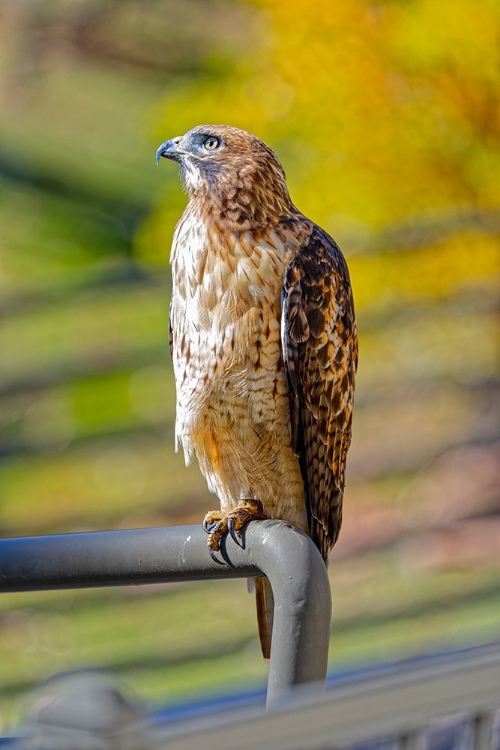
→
(156, 125, 357, 658)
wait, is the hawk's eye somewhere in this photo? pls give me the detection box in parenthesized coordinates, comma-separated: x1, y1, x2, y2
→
(203, 136, 220, 151)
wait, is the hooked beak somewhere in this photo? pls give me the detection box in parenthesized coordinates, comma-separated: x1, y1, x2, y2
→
(156, 137, 183, 165)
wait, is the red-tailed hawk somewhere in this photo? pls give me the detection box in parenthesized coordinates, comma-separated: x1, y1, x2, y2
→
(156, 125, 357, 658)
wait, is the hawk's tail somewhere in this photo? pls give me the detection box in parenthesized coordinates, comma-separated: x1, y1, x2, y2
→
(254, 576, 274, 660)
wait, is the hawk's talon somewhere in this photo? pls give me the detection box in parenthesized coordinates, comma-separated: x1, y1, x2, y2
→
(203, 518, 215, 534)
(203, 510, 225, 538)
(208, 546, 224, 564)
(203, 499, 267, 555)
(227, 517, 243, 547)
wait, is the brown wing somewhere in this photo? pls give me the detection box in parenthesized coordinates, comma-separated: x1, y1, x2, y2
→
(282, 224, 358, 562)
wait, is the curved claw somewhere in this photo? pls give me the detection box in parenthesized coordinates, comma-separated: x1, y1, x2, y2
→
(208, 546, 224, 565)
(227, 517, 243, 547)
(203, 518, 215, 534)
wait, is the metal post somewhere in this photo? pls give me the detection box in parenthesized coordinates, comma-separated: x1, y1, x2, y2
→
(471, 711, 494, 750)
(0, 521, 331, 706)
(399, 730, 424, 750)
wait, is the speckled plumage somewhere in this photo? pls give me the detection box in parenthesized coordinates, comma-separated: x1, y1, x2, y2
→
(157, 125, 357, 657)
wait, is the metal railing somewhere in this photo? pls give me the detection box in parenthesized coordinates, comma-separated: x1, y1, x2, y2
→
(2, 523, 499, 748)
(153, 643, 500, 749)
(0, 520, 332, 707)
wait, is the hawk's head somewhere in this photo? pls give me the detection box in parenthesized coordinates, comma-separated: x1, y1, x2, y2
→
(156, 125, 293, 226)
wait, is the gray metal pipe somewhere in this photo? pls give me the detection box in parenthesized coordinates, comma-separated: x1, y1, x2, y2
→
(152, 643, 500, 750)
(0, 520, 331, 706)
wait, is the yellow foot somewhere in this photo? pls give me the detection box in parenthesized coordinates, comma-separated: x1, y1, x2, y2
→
(203, 499, 268, 556)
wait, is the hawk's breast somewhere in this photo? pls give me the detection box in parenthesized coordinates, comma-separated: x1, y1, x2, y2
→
(169, 209, 295, 461)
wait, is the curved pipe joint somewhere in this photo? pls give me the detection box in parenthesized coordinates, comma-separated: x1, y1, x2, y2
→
(0, 521, 332, 706)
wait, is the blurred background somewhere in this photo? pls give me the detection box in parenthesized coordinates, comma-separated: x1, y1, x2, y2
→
(0, 0, 499, 732)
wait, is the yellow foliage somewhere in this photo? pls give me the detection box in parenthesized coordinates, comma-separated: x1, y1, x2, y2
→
(142, 0, 500, 309)
(351, 235, 500, 308)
